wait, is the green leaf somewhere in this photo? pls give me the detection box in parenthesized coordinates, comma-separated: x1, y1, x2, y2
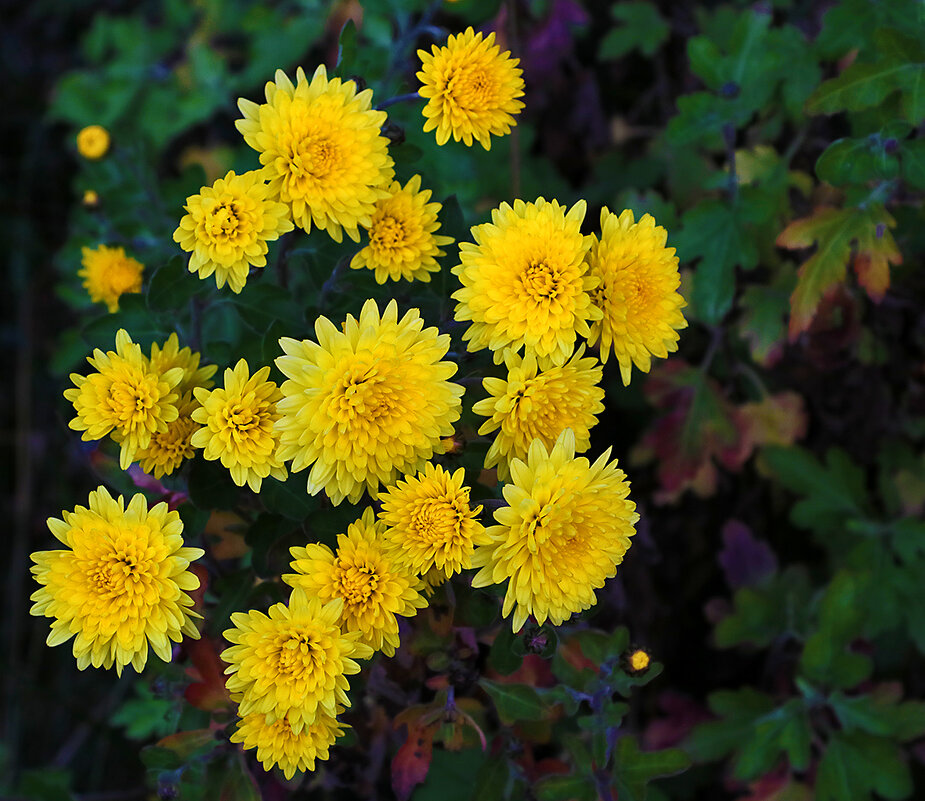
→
(259, 472, 318, 520)
(479, 679, 549, 724)
(816, 137, 900, 186)
(685, 688, 775, 762)
(600, 2, 669, 59)
(146, 255, 202, 311)
(816, 731, 912, 801)
(807, 60, 915, 114)
(613, 737, 691, 801)
(470, 755, 512, 801)
(737, 265, 795, 365)
(901, 138, 925, 190)
(830, 691, 925, 741)
(534, 775, 597, 801)
(488, 624, 522, 676)
(187, 456, 240, 511)
(336, 19, 358, 76)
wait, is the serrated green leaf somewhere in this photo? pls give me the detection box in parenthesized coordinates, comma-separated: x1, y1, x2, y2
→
(479, 679, 549, 724)
(600, 2, 669, 59)
(613, 737, 691, 801)
(685, 688, 775, 762)
(816, 731, 912, 801)
(807, 60, 916, 115)
(816, 137, 900, 186)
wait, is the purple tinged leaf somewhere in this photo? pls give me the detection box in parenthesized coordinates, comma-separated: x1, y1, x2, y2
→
(718, 519, 778, 589)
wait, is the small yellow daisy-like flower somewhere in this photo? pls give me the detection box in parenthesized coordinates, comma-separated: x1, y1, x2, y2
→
(236, 65, 394, 243)
(222, 590, 373, 733)
(275, 299, 464, 505)
(285, 508, 427, 657)
(417, 28, 525, 150)
(191, 360, 287, 492)
(79, 245, 144, 313)
(350, 175, 454, 284)
(30, 487, 203, 675)
(173, 170, 294, 294)
(149, 333, 217, 396)
(135, 394, 199, 479)
(76, 125, 110, 159)
(378, 463, 489, 579)
(452, 198, 600, 367)
(65, 329, 184, 470)
(471, 429, 638, 632)
(230, 710, 345, 780)
(587, 208, 687, 385)
(472, 346, 605, 481)
(82, 189, 100, 207)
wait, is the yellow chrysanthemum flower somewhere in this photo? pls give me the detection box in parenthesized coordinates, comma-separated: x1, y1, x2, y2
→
(417, 28, 525, 150)
(285, 508, 427, 657)
(452, 198, 600, 367)
(378, 463, 489, 579)
(173, 170, 294, 293)
(76, 125, 110, 159)
(79, 245, 143, 313)
(471, 429, 638, 632)
(135, 394, 199, 479)
(149, 333, 217, 396)
(275, 299, 464, 505)
(472, 346, 605, 481)
(587, 208, 687, 385)
(236, 65, 394, 243)
(350, 175, 454, 284)
(65, 329, 184, 470)
(230, 709, 345, 780)
(222, 590, 373, 733)
(191, 360, 287, 492)
(30, 487, 203, 675)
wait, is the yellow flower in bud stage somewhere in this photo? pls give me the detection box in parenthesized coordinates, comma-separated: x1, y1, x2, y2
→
(76, 125, 110, 159)
(452, 198, 600, 367)
(65, 329, 184, 470)
(236, 65, 394, 243)
(350, 175, 454, 284)
(284, 508, 427, 657)
(230, 709, 345, 780)
(191, 360, 287, 492)
(378, 463, 488, 579)
(79, 245, 144, 313)
(472, 346, 605, 481)
(30, 487, 203, 675)
(417, 27, 525, 150)
(173, 170, 294, 293)
(471, 430, 638, 632)
(275, 299, 464, 505)
(149, 333, 217, 397)
(135, 394, 199, 479)
(221, 590, 373, 734)
(586, 208, 687, 385)
(420, 566, 448, 597)
(82, 189, 100, 207)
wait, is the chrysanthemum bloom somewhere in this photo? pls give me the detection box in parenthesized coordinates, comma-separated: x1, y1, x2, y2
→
(135, 395, 199, 479)
(236, 65, 394, 243)
(173, 170, 294, 293)
(285, 508, 427, 657)
(76, 124, 110, 159)
(191, 360, 287, 492)
(452, 198, 600, 367)
(79, 245, 144, 313)
(149, 333, 217, 396)
(586, 208, 687, 385)
(378, 463, 488, 579)
(65, 329, 184, 470)
(222, 590, 373, 733)
(30, 487, 203, 674)
(230, 709, 345, 779)
(472, 347, 605, 481)
(350, 175, 454, 284)
(471, 429, 638, 632)
(417, 27, 525, 150)
(275, 299, 464, 505)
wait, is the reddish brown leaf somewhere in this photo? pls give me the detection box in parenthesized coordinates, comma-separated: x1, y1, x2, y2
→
(184, 637, 231, 711)
(392, 719, 438, 801)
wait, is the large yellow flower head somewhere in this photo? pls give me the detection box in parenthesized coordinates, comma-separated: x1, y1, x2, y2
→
(236, 65, 394, 243)
(29, 487, 203, 675)
(378, 463, 489, 579)
(149, 333, 217, 396)
(65, 329, 183, 470)
(472, 346, 605, 481)
(222, 590, 373, 733)
(587, 208, 687, 385)
(284, 508, 427, 657)
(275, 299, 464, 505)
(136, 394, 199, 479)
(230, 709, 345, 780)
(79, 245, 144, 313)
(471, 430, 638, 632)
(173, 170, 294, 294)
(191, 360, 287, 492)
(76, 124, 110, 159)
(452, 198, 600, 367)
(417, 27, 525, 150)
(349, 174, 454, 284)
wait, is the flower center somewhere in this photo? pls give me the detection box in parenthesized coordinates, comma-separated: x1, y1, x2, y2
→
(208, 202, 241, 239)
(289, 134, 340, 181)
(523, 261, 561, 300)
(271, 631, 321, 676)
(450, 66, 497, 109)
(89, 545, 156, 598)
(223, 402, 259, 434)
(370, 215, 406, 251)
(331, 367, 394, 423)
(107, 375, 160, 429)
(410, 498, 461, 545)
(333, 560, 380, 607)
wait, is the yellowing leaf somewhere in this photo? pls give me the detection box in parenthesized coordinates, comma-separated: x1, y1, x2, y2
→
(854, 207, 902, 301)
